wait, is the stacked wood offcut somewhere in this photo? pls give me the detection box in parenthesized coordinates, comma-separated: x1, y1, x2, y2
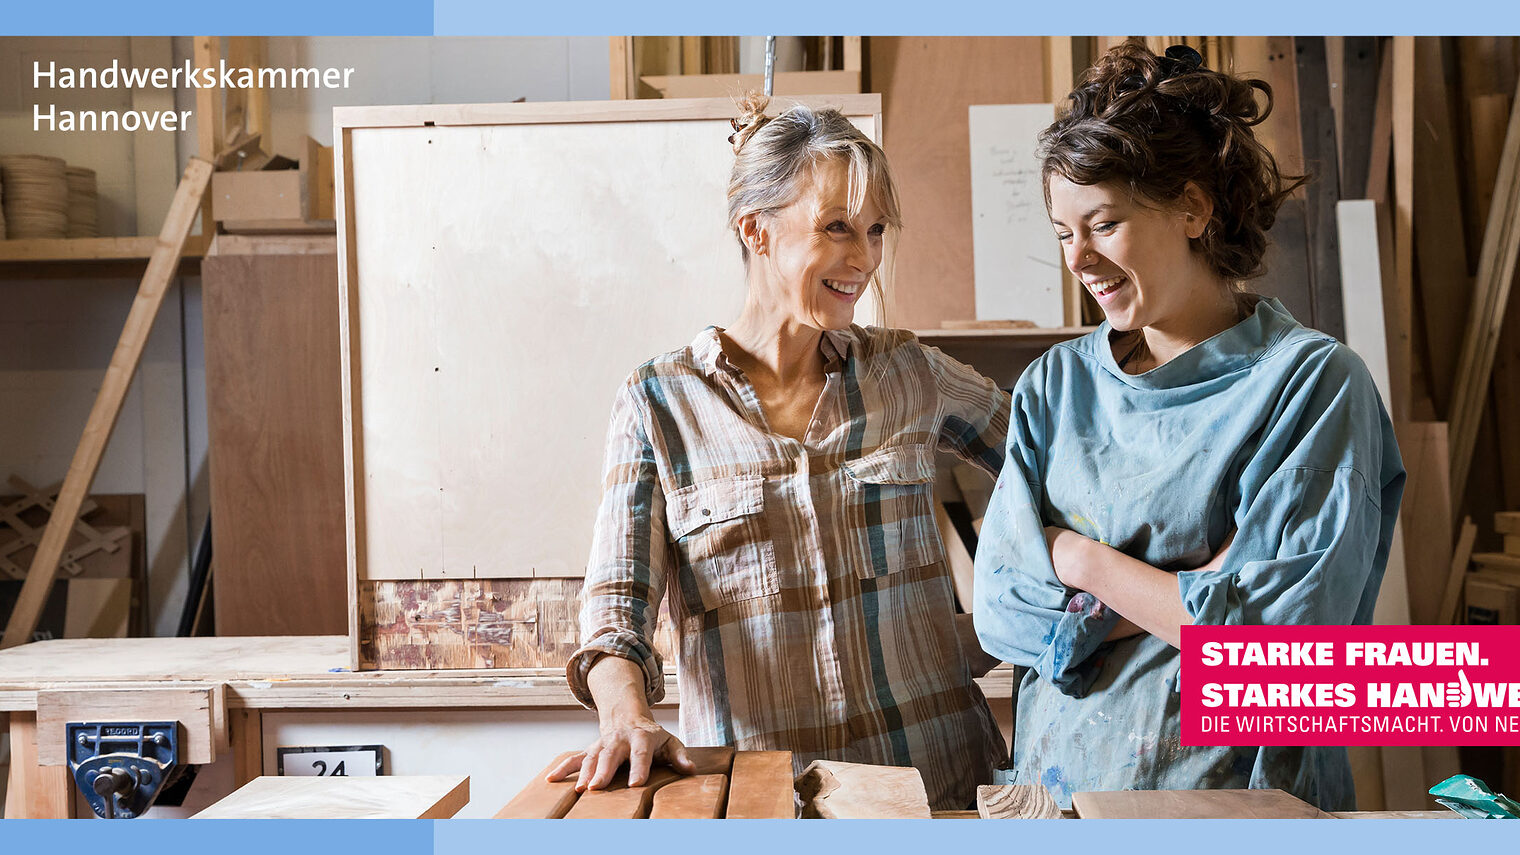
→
(1466, 512, 1520, 624)
(0, 155, 69, 238)
(64, 166, 99, 237)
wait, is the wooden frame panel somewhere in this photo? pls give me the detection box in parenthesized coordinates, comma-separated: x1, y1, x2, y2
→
(336, 97, 881, 669)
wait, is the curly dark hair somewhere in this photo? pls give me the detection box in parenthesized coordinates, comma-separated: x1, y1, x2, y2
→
(1039, 42, 1306, 282)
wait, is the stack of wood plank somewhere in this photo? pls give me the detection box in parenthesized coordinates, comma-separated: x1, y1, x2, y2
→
(1466, 512, 1520, 624)
(497, 748, 795, 819)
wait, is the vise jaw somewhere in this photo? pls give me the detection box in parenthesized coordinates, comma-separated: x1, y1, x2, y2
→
(67, 722, 181, 819)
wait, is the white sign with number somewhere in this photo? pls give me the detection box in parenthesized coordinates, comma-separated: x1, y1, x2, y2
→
(277, 745, 383, 777)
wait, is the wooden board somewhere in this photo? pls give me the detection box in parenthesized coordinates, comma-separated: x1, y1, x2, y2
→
(1338, 200, 1412, 625)
(795, 759, 931, 819)
(494, 750, 580, 819)
(1440, 518, 1480, 625)
(1071, 788, 1332, 819)
(1394, 422, 1453, 624)
(867, 38, 1046, 328)
(725, 750, 794, 818)
(649, 774, 728, 818)
(203, 237, 347, 637)
(977, 784, 1062, 819)
(1498, 512, 1520, 535)
(563, 766, 681, 819)
(1297, 37, 1346, 343)
(35, 683, 226, 766)
(193, 774, 469, 819)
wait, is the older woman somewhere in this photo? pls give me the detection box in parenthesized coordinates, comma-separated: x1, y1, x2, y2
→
(550, 95, 1008, 809)
(973, 44, 1404, 811)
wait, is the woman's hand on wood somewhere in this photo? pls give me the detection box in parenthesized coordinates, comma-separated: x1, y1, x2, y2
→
(546, 714, 696, 791)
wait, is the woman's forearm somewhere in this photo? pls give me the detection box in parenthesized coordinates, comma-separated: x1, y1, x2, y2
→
(586, 653, 657, 726)
(1052, 532, 1194, 648)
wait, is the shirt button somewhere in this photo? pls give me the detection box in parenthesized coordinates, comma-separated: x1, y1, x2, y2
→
(702, 508, 711, 516)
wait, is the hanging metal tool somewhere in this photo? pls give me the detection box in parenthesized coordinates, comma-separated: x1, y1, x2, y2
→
(764, 36, 776, 97)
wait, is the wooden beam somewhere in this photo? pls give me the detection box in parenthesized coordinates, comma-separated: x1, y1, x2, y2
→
(1296, 37, 1346, 341)
(609, 37, 633, 100)
(5, 713, 74, 819)
(1440, 518, 1479, 625)
(0, 159, 211, 650)
(1340, 37, 1380, 200)
(231, 709, 263, 787)
(1391, 37, 1417, 422)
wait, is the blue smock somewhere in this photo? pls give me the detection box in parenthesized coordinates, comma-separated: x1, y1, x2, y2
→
(972, 297, 1404, 810)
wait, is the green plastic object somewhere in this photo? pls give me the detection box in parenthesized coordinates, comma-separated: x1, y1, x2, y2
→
(1429, 774, 1520, 819)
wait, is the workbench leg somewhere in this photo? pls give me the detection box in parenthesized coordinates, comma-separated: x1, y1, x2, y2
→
(5, 712, 74, 818)
(231, 709, 263, 786)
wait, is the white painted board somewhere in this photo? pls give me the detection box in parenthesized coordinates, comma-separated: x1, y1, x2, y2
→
(969, 104, 1064, 327)
(1337, 199, 1410, 626)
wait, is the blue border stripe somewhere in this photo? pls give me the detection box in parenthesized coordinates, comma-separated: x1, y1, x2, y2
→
(3, 1, 432, 35)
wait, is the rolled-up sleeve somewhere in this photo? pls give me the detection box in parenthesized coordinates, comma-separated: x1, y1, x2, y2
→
(566, 381, 671, 708)
(1177, 465, 1394, 627)
(972, 358, 1119, 697)
(923, 344, 1010, 476)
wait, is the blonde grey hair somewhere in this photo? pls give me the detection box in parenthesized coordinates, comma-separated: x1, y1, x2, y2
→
(726, 94, 903, 265)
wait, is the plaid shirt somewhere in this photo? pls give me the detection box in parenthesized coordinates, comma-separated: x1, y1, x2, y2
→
(568, 325, 1010, 809)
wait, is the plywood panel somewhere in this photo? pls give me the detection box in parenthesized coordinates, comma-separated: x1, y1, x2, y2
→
(1071, 788, 1331, 819)
(339, 99, 878, 584)
(203, 240, 347, 636)
(868, 38, 1046, 328)
(193, 774, 468, 819)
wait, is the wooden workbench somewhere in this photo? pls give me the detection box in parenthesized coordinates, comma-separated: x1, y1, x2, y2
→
(0, 635, 1018, 818)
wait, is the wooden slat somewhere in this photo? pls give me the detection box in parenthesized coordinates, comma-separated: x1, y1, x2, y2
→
(649, 774, 728, 818)
(977, 784, 1063, 819)
(609, 37, 633, 100)
(685, 745, 736, 776)
(1390, 37, 1417, 421)
(494, 751, 580, 818)
(563, 766, 681, 819)
(1, 158, 211, 650)
(194, 775, 469, 819)
(725, 750, 794, 819)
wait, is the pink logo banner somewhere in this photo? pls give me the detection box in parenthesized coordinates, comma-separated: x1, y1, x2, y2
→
(1180, 625, 1520, 746)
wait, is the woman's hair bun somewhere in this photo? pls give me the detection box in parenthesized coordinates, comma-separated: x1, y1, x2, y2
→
(728, 92, 772, 154)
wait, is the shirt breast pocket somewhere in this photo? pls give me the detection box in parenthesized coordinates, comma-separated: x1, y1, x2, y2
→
(842, 444, 945, 579)
(666, 475, 779, 611)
